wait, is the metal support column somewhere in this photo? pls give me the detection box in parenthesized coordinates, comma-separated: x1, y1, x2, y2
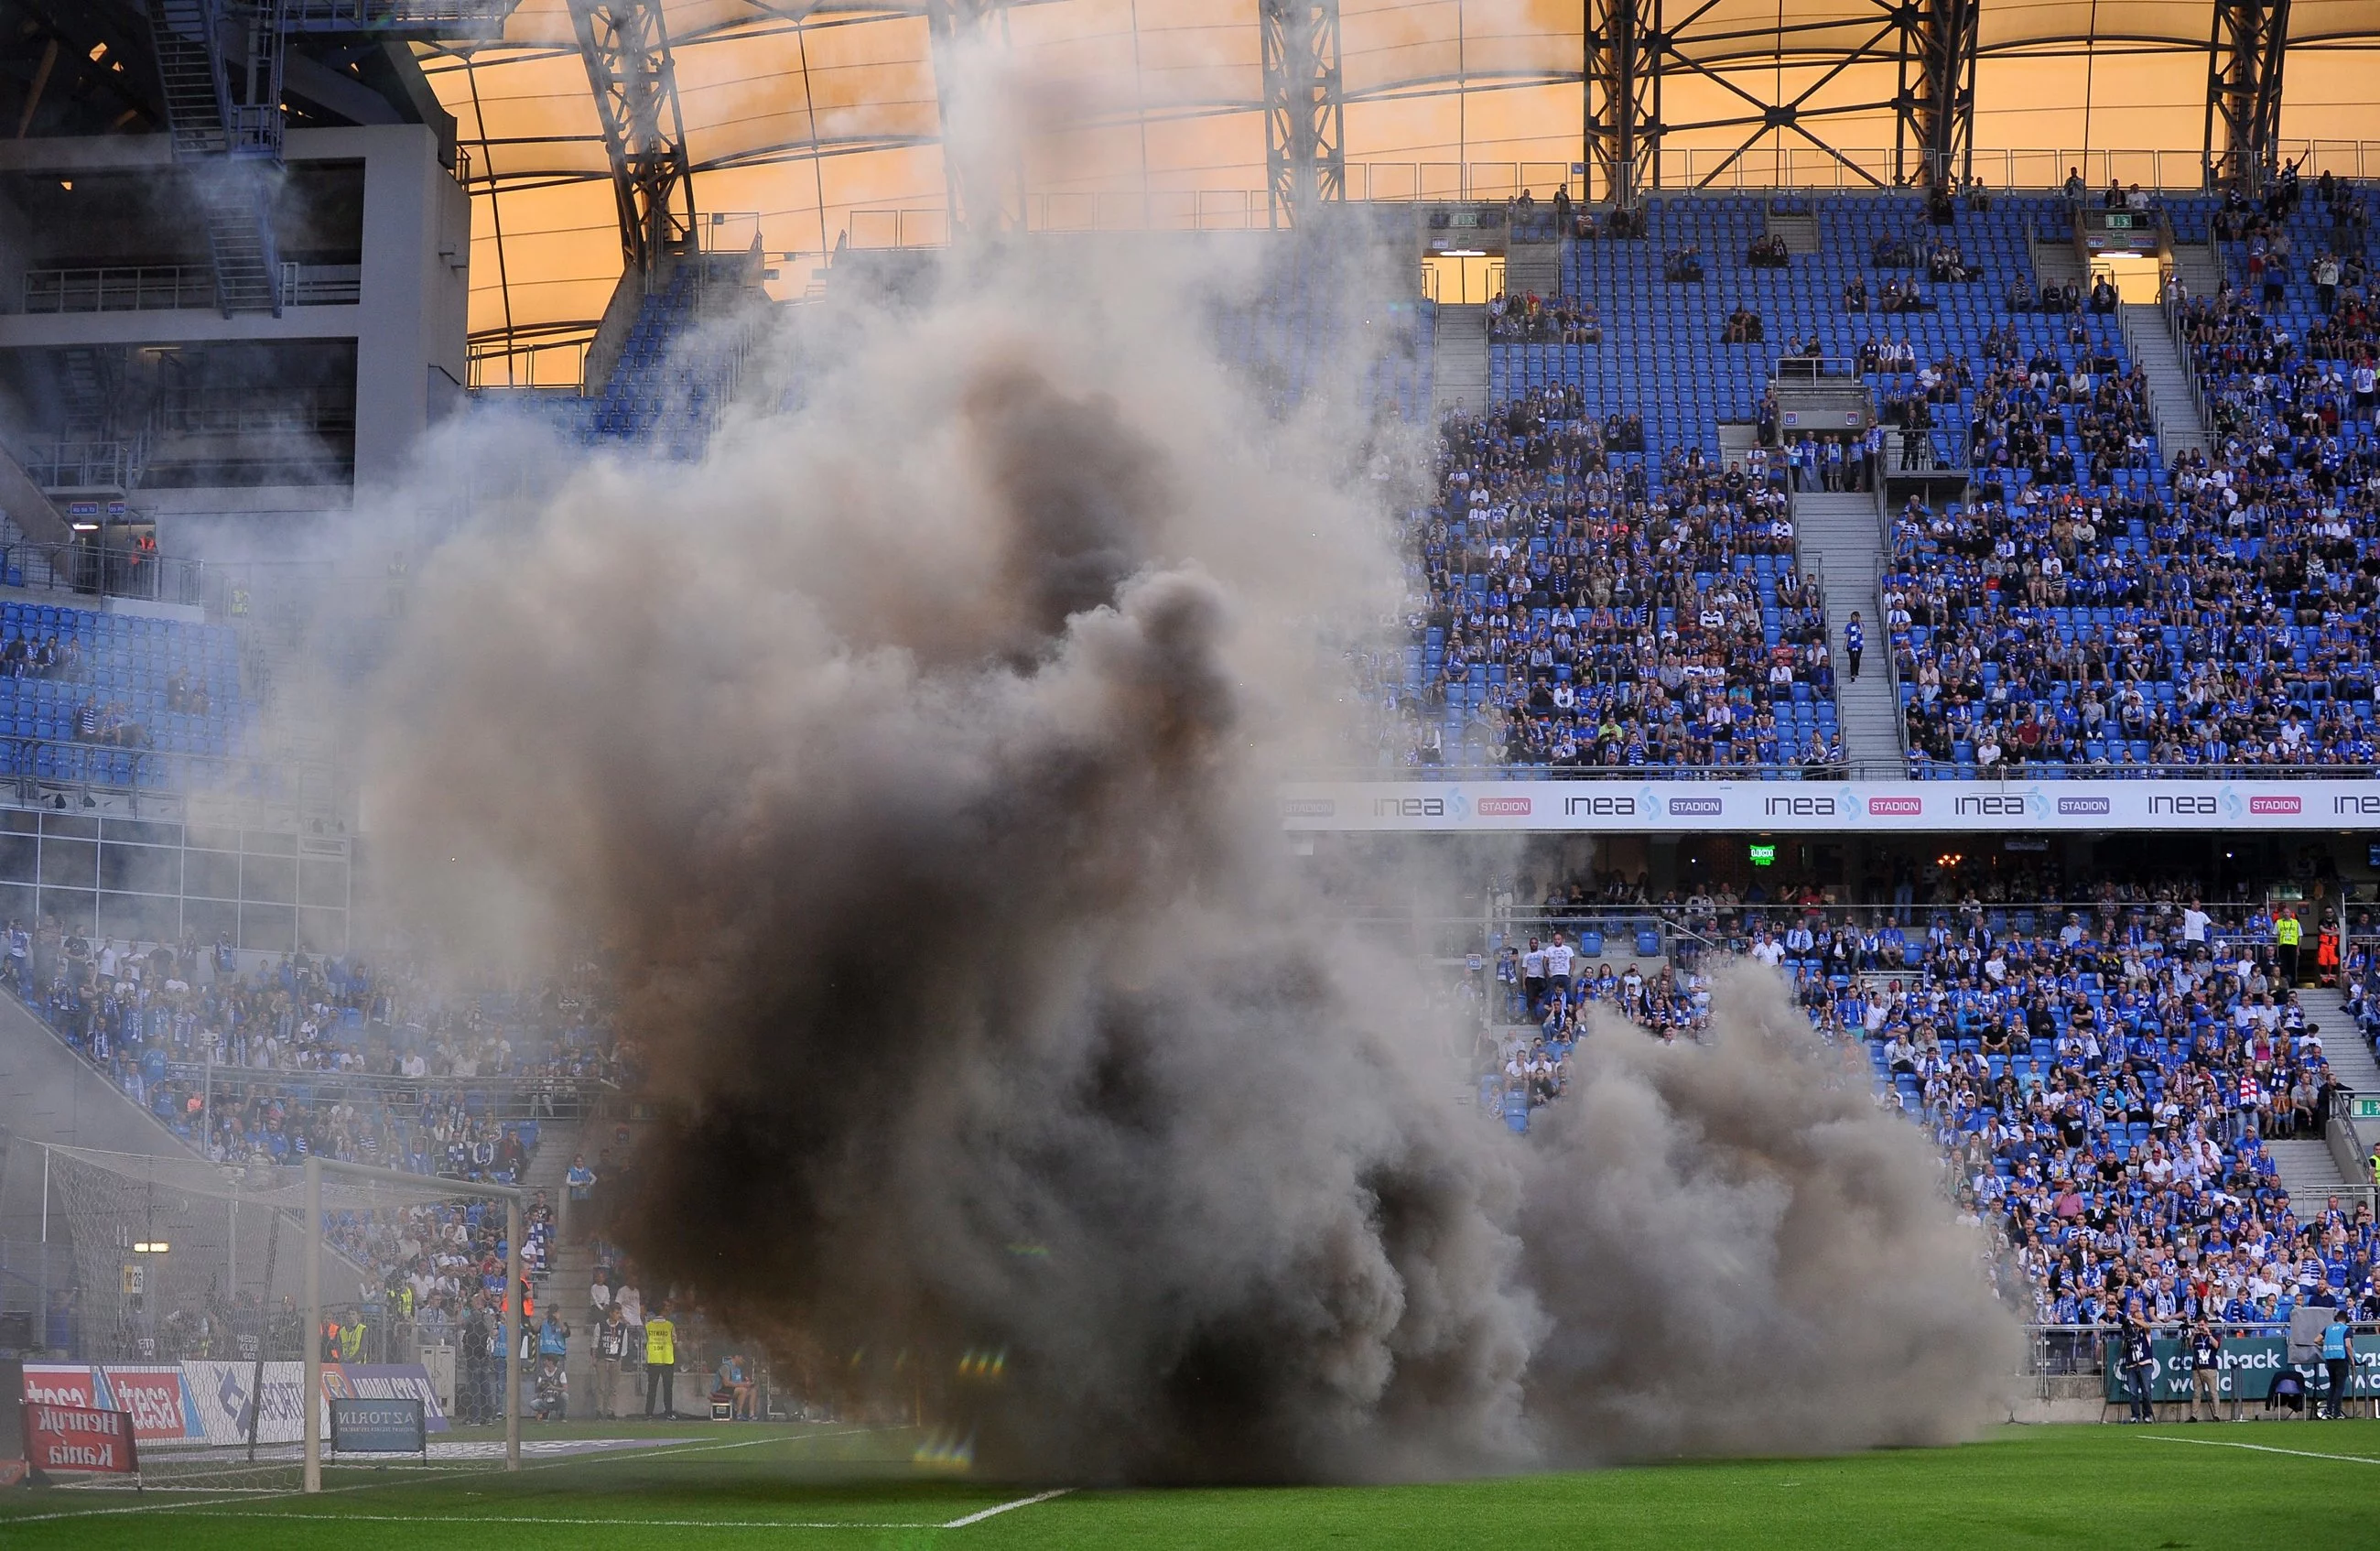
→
(1898, 0, 1978, 190)
(1261, 0, 1345, 228)
(925, 0, 1023, 235)
(1586, 0, 1660, 209)
(302, 1155, 320, 1492)
(567, 0, 698, 277)
(2205, 0, 2292, 194)
(504, 1191, 522, 1470)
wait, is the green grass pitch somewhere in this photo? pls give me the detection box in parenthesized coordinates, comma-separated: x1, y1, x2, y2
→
(0, 1418, 2374, 1549)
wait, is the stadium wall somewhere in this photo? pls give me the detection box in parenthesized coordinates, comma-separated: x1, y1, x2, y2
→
(0, 124, 470, 554)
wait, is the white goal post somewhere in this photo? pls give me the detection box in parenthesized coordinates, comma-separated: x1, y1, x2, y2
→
(302, 1156, 522, 1493)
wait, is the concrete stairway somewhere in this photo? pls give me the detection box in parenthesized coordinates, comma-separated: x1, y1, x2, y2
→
(2271, 1138, 2353, 1205)
(1432, 303, 1488, 419)
(518, 1115, 608, 1413)
(2029, 233, 2085, 292)
(2172, 241, 2223, 300)
(2120, 303, 2211, 462)
(1766, 209, 1819, 255)
(1504, 239, 1560, 299)
(2322, 986, 2380, 1109)
(1792, 491, 1901, 772)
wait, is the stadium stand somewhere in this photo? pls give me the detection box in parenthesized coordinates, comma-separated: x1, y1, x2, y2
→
(0, 600, 244, 790)
(1382, 179, 2380, 783)
(1475, 871, 2380, 1332)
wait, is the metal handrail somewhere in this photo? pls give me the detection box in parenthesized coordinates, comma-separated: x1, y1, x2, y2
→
(20, 266, 214, 314)
(0, 538, 207, 608)
(0, 727, 343, 807)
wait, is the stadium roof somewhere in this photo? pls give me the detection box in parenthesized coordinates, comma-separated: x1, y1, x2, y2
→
(276, 5, 2380, 372)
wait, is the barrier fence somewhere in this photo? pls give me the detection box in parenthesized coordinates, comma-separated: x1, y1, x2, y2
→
(2021, 1326, 2380, 1412)
(833, 140, 2380, 248)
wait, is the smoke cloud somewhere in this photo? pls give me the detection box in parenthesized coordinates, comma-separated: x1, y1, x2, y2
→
(357, 228, 2016, 1481)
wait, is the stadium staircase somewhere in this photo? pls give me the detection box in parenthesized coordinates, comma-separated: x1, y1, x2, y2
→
(2171, 241, 2223, 299)
(2271, 1137, 2354, 1202)
(1504, 238, 1560, 300)
(0, 457, 74, 551)
(1764, 205, 1819, 255)
(1431, 303, 1488, 418)
(2119, 303, 2211, 463)
(1791, 491, 1901, 770)
(2027, 229, 2085, 295)
(519, 1113, 603, 1409)
(145, 0, 282, 316)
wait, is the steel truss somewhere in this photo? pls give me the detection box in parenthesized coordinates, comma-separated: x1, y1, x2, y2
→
(1585, 0, 1988, 198)
(2205, 0, 2291, 194)
(1261, 0, 1344, 229)
(567, 0, 698, 276)
(926, 0, 1023, 234)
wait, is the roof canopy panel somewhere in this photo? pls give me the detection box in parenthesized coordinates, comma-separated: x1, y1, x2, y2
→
(427, 0, 2380, 373)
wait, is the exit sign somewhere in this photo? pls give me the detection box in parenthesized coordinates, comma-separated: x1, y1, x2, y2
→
(2354, 1095, 2380, 1122)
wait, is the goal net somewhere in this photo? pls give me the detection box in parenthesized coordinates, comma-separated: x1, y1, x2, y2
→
(27, 1143, 522, 1492)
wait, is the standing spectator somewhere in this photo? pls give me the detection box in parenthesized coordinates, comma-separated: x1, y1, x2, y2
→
(1520, 938, 1547, 1015)
(567, 1153, 597, 1202)
(1543, 933, 1574, 1005)
(2319, 1310, 2357, 1420)
(1844, 612, 1865, 681)
(2185, 1318, 2223, 1422)
(2119, 1311, 2156, 1423)
(593, 1301, 630, 1420)
(644, 1301, 677, 1418)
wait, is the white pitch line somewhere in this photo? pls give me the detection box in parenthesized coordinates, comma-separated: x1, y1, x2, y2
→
(2138, 1434, 2380, 1466)
(99, 1511, 949, 1530)
(941, 1488, 1075, 1528)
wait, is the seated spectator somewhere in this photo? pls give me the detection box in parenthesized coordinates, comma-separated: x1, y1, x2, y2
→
(1844, 276, 1868, 313)
(1488, 291, 1602, 344)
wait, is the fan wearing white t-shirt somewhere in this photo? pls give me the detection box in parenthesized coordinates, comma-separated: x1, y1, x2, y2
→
(1520, 940, 1548, 1013)
(1543, 937, 1575, 1001)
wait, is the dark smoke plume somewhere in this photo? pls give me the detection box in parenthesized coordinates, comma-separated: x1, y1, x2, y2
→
(362, 239, 2017, 1482)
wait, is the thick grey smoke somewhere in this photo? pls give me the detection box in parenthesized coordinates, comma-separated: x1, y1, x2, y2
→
(360, 233, 2016, 1482)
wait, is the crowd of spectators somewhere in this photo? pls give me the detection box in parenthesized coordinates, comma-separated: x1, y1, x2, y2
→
(1365, 403, 1848, 770)
(1474, 866, 2380, 1332)
(1487, 290, 1601, 343)
(0, 918, 637, 1178)
(1876, 169, 2380, 776)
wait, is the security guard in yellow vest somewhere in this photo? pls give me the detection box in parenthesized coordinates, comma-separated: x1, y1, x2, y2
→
(643, 1303, 677, 1418)
(2275, 906, 2303, 986)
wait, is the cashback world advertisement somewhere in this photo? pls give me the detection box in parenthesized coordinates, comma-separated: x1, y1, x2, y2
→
(2100, 1338, 2380, 1404)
